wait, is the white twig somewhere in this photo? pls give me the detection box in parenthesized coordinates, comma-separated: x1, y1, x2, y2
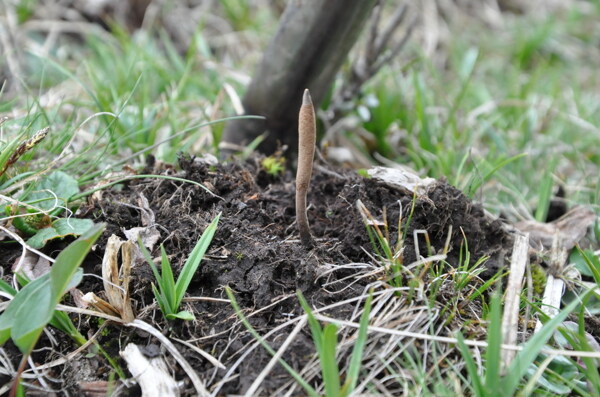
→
(121, 344, 180, 397)
(501, 233, 529, 373)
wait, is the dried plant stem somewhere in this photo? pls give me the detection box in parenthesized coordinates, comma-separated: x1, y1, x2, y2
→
(296, 89, 316, 247)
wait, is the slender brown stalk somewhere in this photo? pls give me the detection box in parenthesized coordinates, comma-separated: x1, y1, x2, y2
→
(296, 89, 316, 247)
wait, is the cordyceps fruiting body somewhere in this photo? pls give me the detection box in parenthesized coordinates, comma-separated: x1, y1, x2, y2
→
(296, 89, 316, 248)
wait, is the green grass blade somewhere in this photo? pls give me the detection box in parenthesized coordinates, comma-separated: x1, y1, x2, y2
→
(175, 213, 220, 305)
(0, 279, 17, 296)
(344, 291, 373, 395)
(159, 245, 177, 312)
(466, 153, 527, 197)
(226, 287, 319, 397)
(49, 311, 87, 345)
(534, 161, 555, 222)
(456, 332, 485, 397)
(484, 292, 503, 395)
(297, 291, 323, 352)
(151, 283, 170, 316)
(576, 295, 600, 397)
(138, 240, 164, 286)
(321, 324, 341, 397)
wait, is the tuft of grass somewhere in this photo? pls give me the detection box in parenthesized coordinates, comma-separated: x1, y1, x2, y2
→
(297, 290, 373, 397)
(457, 287, 597, 397)
(139, 213, 220, 320)
(357, 199, 408, 287)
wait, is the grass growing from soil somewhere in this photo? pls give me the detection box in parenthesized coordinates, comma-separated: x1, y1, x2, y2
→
(1, 1, 600, 395)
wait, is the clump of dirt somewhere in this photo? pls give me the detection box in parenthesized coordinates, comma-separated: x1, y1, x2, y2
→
(0, 154, 513, 395)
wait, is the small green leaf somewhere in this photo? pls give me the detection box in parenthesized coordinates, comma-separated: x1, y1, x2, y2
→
(50, 224, 103, 301)
(168, 311, 195, 321)
(0, 279, 17, 296)
(570, 248, 600, 280)
(27, 171, 80, 210)
(27, 218, 94, 249)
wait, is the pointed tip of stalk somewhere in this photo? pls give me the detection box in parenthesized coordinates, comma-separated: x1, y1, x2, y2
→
(302, 89, 312, 106)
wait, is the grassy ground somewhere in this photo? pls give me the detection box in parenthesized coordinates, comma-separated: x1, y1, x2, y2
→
(1, 1, 600, 395)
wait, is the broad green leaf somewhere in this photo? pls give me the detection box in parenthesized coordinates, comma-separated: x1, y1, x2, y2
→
(1, 274, 86, 346)
(0, 329, 9, 346)
(27, 218, 94, 249)
(0, 268, 83, 353)
(50, 223, 104, 301)
(0, 225, 94, 354)
(26, 171, 79, 210)
(175, 213, 220, 305)
(0, 275, 53, 352)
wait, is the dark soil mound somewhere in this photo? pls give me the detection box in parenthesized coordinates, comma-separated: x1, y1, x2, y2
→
(0, 155, 513, 395)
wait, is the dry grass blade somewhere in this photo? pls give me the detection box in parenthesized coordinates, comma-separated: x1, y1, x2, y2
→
(501, 233, 529, 373)
(515, 206, 596, 251)
(82, 235, 135, 322)
(130, 320, 210, 397)
(172, 337, 225, 370)
(244, 318, 307, 397)
(534, 235, 569, 333)
(20, 321, 109, 373)
(313, 313, 600, 358)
